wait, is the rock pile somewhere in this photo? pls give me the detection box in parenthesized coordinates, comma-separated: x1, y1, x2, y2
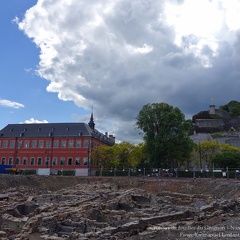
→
(1, 178, 240, 239)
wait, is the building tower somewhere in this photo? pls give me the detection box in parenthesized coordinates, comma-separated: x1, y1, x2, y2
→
(209, 105, 216, 115)
(88, 112, 95, 129)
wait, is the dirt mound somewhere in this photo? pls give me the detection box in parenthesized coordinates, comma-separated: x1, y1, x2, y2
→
(1, 175, 240, 197)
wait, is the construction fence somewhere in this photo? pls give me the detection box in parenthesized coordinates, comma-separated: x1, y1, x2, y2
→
(20, 167, 239, 178)
(1, 166, 240, 179)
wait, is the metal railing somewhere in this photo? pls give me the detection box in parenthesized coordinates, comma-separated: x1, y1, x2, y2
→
(2, 167, 240, 179)
(94, 167, 240, 179)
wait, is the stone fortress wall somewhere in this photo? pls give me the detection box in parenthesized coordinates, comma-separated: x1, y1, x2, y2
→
(225, 138, 240, 148)
(192, 105, 240, 148)
(195, 119, 225, 130)
(195, 117, 240, 132)
(224, 116, 240, 130)
(194, 104, 240, 132)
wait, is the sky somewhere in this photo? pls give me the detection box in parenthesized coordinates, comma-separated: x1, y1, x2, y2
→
(0, 0, 240, 143)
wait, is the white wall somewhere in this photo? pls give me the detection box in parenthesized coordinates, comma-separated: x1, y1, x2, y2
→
(75, 169, 88, 176)
(37, 168, 50, 176)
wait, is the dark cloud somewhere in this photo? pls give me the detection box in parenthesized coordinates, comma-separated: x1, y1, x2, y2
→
(18, 0, 240, 143)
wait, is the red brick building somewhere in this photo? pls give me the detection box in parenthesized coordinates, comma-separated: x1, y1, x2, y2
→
(0, 114, 115, 175)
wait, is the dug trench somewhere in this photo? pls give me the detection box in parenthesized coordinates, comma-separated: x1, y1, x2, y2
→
(1, 175, 240, 239)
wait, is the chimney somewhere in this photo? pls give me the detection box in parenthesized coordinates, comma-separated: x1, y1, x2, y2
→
(209, 105, 216, 115)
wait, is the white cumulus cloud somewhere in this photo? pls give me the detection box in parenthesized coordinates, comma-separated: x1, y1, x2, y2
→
(17, 0, 240, 143)
(21, 118, 48, 124)
(0, 99, 24, 109)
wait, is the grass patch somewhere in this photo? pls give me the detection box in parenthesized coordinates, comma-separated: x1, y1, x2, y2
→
(211, 132, 223, 139)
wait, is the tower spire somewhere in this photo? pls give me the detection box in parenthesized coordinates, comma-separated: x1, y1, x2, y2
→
(88, 106, 95, 129)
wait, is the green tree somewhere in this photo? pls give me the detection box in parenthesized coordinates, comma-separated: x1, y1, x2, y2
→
(114, 142, 135, 168)
(113, 142, 148, 168)
(196, 141, 220, 169)
(206, 143, 240, 168)
(136, 102, 194, 168)
(231, 105, 240, 117)
(220, 143, 240, 152)
(92, 145, 119, 168)
(212, 151, 240, 168)
(92, 142, 148, 169)
(132, 142, 150, 168)
(220, 100, 240, 117)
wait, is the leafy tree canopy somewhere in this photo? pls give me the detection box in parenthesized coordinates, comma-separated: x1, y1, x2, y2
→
(195, 141, 220, 169)
(136, 102, 194, 168)
(220, 143, 240, 152)
(92, 142, 148, 168)
(212, 151, 240, 168)
(92, 145, 119, 168)
(220, 100, 240, 117)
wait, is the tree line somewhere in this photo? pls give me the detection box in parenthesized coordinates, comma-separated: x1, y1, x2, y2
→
(92, 101, 240, 170)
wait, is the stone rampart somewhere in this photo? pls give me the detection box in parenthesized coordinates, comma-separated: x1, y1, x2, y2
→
(195, 119, 225, 133)
(195, 119, 225, 128)
(224, 117, 240, 131)
(195, 117, 240, 133)
(225, 138, 240, 148)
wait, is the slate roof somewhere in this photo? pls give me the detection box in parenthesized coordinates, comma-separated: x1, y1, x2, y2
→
(0, 123, 115, 145)
(0, 123, 93, 138)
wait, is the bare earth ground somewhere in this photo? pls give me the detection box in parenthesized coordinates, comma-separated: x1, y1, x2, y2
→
(1, 175, 240, 240)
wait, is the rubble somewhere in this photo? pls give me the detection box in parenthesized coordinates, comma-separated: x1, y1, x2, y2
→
(0, 194, 9, 201)
(1, 176, 240, 239)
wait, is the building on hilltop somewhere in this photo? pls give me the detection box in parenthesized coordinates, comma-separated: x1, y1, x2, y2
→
(190, 105, 240, 148)
(0, 114, 115, 175)
(192, 104, 240, 133)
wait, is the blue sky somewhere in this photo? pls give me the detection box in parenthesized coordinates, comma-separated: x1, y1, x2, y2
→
(1, 0, 240, 143)
(0, 1, 86, 128)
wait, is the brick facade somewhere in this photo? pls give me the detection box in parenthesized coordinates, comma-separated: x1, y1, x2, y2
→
(0, 120, 115, 175)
